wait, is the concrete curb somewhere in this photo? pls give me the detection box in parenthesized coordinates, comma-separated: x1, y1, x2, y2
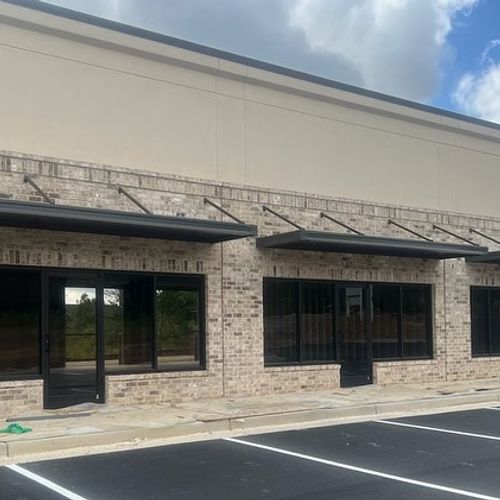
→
(2, 390, 500, 459)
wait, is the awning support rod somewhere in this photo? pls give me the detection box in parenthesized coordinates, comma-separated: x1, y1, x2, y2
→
(470, 228, 500, 245)
(23, 175, 55, 204)
(388, 219, 433, 242)
(320, 212, 364, 235)
(203, 198, 245, 225)
(116, 185, 151, 214)
(433, 224, 478, 246)
(262, 205, 303, 230)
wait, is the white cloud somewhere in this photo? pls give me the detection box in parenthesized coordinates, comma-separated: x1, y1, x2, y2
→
(453, 60, 500, 123)
(289, 0, 478, 101)
(46, 0, 478, 103)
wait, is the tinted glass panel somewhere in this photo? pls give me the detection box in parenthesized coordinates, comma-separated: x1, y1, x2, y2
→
(103, 274, 153, 372)
(264, 280, 298, 364)
(156, 288, 201, 369)
(48, 278, 97, 405)
(338, 287, 367, 362)
(0, 269, 40, 375)
(490, 290, 500, 354)
(402, 287, 431, 358)
(372, 286, 399, 359)
(471, 288, 489, 355)
(301, 282, 334, 362)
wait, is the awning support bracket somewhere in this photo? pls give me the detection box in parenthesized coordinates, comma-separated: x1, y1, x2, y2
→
(433, 224, 478, 246)
(116, 185, 151, 214)
(203, 198, 245, 225)
(388, 219, 433, 242)
(262, 205, 303, 230)
(320, 212, 364, 235)
(23, 175, 55, 204)
(470, 228, 500, 245)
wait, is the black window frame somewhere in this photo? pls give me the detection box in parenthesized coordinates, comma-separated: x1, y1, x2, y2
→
(372, 283, 433, 361)
(263, 278, 336, 367)
(0, 265, 207, 381)
(263, 277, 433, 367)
(470, 286, 500, 357)
(0, 267, 42, 381)
(153, 274, 206, 372)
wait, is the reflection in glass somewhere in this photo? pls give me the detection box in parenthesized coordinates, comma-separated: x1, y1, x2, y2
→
(402, 287, 431, 358)
(339, 287, 367, 362)
(372, 286, 399, 359)
(48, 279, 97, 405)
(0, 269, 40, 375)
(471, 288, 490, 355)
(103, 274, 153, 372)
(301, 282, 334, 362)
(490, 290, 500, 354)
(156, 289, 200, 369)
(264, 280, 298, 364)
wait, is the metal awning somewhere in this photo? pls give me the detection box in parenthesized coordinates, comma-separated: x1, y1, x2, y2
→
(256, 230, 488, 259)
(0, 199, 257, 243)
(466, 251, 500, 264)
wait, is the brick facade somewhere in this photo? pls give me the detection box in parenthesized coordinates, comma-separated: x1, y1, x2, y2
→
(1, 150, 500, 416)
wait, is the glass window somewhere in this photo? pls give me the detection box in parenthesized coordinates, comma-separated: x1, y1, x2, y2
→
(490, 290, 500, 354)
(103, 274, 153, 372)
(402, 287, 431, 358)
(0, 269, 40, 376)
(263, 279, 433, 366)
(155, 284, 203, 370)
(301, 282, 334, 362)
(263, 280, 298, 364)
(471, 288, 490, 355)
(471, 287, 500, 356)
(372, 286, 399, 359)
(48, 279, 98, 403)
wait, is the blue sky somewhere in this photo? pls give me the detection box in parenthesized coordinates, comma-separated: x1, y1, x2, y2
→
(45, 0, 500, 124)
(434, 0, 500, 112)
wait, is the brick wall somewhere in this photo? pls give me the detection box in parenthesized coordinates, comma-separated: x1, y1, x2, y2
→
(0, 380, 43, 417)
(1, 150, 500, 414)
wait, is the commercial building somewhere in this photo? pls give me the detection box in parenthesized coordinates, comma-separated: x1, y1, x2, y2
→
(1, 0, 500, 415)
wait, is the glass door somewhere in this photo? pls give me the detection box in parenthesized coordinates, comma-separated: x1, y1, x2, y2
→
(43, 272, 104, 409)
(336, 285, 372, 387)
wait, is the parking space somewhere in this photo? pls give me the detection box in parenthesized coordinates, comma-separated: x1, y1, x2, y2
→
(3, 408, 500, 499)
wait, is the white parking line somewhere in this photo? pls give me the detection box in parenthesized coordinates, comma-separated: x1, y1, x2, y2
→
(374, 420, 500, 441)
(224, 437, 500, 500)
(6, 464, 89, 500)
(486, 408, 500, 411)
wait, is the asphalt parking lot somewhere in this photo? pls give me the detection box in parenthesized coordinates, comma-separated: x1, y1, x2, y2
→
(2, 407, 500, 499)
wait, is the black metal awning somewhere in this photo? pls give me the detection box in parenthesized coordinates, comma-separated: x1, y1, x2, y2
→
(256, 230, 488, 259)
(0, 199, 257, 243)
(466, 251, 500, 264)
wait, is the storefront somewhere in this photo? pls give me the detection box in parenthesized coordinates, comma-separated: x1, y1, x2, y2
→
(1, 0, 500, 414)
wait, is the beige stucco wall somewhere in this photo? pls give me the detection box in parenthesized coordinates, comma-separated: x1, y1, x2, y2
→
(1, 1, 500, 217)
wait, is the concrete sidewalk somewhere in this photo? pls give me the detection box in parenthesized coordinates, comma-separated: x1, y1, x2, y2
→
(2, 378, 500, 462)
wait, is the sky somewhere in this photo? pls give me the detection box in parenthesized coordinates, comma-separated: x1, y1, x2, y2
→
(44, 0, 500, 124)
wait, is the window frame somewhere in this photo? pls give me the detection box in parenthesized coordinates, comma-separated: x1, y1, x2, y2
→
(372, 283, 433, 362)
(0, 265, 207, 381)
(470, 286, 500, 358)
(263, 277, 433, 367)
(153, 274, 206, 372)
(263, 278, 337, 367)
(0, 266, 42, 381)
